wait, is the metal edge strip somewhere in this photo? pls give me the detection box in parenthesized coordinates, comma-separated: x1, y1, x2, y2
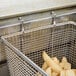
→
(2, 21, 76, 39)
(0, 5, 76, 20)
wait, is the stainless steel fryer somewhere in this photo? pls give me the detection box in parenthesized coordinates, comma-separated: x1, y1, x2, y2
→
(1, 21, 76, 76)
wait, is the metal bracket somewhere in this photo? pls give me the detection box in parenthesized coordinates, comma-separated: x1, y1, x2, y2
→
(50, 11, 56, 25)
(18, 17, 24, 32)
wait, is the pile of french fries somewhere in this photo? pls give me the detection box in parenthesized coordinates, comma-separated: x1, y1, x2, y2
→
(37, 51, 76, 76)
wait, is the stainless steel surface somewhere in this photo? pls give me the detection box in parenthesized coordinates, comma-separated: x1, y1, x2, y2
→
(0, 0, 76, 19)
(0, 63, 10, 76)
(0, 7, 76, 26)
(2, 21, 76, 76)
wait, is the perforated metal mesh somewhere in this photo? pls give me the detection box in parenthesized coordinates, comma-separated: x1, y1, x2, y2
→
(0, 25, 20, 62)
(3, 22, 76, 76)
(6, 46, 38, 76)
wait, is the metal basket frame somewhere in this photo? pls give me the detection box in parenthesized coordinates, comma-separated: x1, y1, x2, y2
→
(1, 21, 76, 76)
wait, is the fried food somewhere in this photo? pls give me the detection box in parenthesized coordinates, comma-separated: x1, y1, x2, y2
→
(45, 67, 51, 76)
(60, 57, 71, 70)
(66, 69, 75, 76)
(52, 72, 59, 76)
(42, 51, 62, 73)
(72, 69, 76, 75)
(60, 70, 66, 76)
(42, 62, 48, 70)
(52, 57, 60, 65)
(37, 51, 76, 76)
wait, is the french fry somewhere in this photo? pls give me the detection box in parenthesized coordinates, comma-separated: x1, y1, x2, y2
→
(60, 57, 71, 70)
(72, 69, 76, 72)
(62, 57, 67, 62)
(40, 51, 76, 76)
(66, 69, 76, 76)
(45, 67, 51, 76)
(72, 69, 76, 75)
(36, 72, 42, 76)
(52, 57, 60, 65)
(42, 62, 48, 70)
(60, 70, 66, 76)
(42, 51, 62, 73)
(52, 72, 59, 76)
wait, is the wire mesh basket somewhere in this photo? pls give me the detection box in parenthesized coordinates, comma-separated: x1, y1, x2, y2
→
(2, 21, 76, 76)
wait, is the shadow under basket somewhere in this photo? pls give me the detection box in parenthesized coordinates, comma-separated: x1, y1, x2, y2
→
(2, 21, 76, 76)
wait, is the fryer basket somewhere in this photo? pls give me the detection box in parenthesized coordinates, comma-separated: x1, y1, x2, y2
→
(2, 21, 76, 76)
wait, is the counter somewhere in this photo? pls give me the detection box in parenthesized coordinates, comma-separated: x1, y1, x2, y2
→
(0, 0, 76, 19)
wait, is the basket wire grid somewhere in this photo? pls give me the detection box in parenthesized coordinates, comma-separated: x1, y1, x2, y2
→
(1, 22, 76, 76)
